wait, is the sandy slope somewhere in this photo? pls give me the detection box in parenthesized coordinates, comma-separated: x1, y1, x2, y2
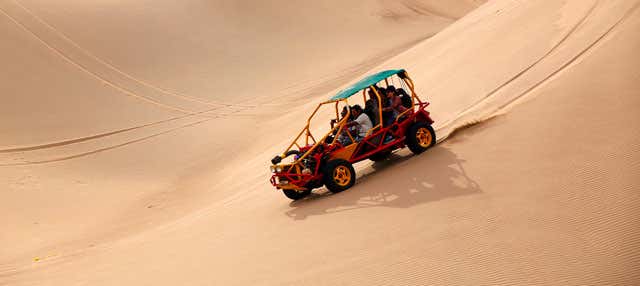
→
(2, 0, 640, 285)
(0, 0, 478, 272)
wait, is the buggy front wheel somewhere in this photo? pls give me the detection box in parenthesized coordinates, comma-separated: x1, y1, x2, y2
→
(323, 159, 356, 193)
(406, 123, 436, 154)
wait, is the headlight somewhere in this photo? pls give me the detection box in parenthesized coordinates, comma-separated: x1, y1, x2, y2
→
(270, 165, 284, 173)
(270, 166, 276, 173)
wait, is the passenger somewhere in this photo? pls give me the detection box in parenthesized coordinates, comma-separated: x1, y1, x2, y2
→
(389, 87, 408, 115)
(330, 106, 349, 129)
(345, 104, 372, 142)
(365, 88, 380, 126)
(396, 88, 413, 109)
(381, 86, 396, 126)
(382, 86, 408, 126)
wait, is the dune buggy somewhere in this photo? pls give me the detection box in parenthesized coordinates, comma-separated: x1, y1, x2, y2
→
(269, 69, 435, 200)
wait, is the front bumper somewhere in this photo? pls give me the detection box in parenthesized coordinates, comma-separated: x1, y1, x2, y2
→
(270, 174, 308, 190)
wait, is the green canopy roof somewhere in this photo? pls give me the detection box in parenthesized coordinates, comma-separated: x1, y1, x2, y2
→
(330, 69, 405, 101)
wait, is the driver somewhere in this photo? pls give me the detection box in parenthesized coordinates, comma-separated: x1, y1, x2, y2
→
(330, 106, 355, 145)
(330, 106, 349, 129)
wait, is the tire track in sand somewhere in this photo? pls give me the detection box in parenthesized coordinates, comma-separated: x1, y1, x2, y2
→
(0, 1, 257, 116)
(0, 105, 254, 165)
(0, 118, 212, 166)
(7, 0, 255, 109)
(0, 105, 246, 153)
(436, 0, 640, 143)
(436, 0, 599, 132)
(0, 5, 192, 114)
(493, 0, 640, 113)
(0, 0, 258, 157)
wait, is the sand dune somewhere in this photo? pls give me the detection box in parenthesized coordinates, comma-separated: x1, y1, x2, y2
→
(0, 0, 478, 269)
(2, 0, 639, 285)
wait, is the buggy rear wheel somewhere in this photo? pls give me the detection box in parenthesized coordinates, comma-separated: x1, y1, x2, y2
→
(282, 189, 311, 200)
(323, 159, 356, 193)
(406, 123, 436, 154)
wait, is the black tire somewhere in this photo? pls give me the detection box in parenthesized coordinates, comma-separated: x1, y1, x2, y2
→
(369, 150, 392, 162)
(322, 159, 356, 193)
(406, 123, 436, 154)
(282, 189, 311, 200)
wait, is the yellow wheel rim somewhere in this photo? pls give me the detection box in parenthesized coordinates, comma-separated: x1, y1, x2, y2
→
(416, 127, 432, 148)
(333, 166, 352, 187)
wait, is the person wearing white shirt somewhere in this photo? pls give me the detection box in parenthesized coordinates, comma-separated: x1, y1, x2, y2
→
(346, 105, 372, 141)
